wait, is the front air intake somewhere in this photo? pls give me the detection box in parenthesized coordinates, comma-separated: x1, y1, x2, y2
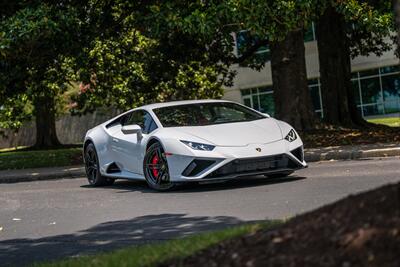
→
(291, 146, 304, 162)
(182, 159, 216, 177)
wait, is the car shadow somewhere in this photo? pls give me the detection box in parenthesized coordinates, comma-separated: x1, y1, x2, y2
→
(0, 214, 263, 267)
(80, 175, 306, 193)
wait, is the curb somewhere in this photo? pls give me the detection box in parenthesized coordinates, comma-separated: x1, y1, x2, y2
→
(0, 166, 85, 184)
(304, 146, 400, 162)
(0, 146, 399, 184)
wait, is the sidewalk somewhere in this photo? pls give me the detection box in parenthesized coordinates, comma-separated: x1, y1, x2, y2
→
(0, 143, 399, 184)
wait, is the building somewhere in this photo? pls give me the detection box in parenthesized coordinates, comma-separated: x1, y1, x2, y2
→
(222, 24, 400, 118)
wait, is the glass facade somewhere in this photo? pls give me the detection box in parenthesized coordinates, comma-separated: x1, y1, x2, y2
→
(352, 66, 400, 117)
(241, 86, 275, 115)
(241, 81, 322, 117)
(241, 65, 400, 118)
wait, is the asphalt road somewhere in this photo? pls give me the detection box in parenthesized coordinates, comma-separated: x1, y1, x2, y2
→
(1, 157, 399, 266)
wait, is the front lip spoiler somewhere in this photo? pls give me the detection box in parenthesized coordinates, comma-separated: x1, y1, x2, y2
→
(179, 166, 305, 182)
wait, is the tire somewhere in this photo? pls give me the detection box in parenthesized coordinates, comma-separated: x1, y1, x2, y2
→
(265, 171, 294, 179)
(143, 142, 175, 191)
(84, 143, 115, 186)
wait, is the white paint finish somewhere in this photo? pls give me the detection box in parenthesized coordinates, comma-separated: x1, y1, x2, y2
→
(84, 100, 305, 183)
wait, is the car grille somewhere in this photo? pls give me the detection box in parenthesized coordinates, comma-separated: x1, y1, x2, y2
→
(205, 154, 302, 179)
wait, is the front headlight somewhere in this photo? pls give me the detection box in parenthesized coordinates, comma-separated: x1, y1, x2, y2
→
(180, 140, 215, 151)
(284, 129, 297, 142)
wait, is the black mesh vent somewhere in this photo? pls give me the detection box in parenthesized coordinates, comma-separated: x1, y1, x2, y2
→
(182, 159, 216, 177)
(206, 154, 302, 179)
(291, 146, 304, 162)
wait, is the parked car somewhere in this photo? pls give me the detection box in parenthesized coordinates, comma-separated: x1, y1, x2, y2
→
(83, 100, 306, 191)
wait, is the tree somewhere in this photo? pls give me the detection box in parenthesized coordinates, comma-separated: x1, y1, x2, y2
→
(270, 29, 315, 130)
(231, 1, 319, 130)
(71, 1, 236, 114)
(72, 29, 230, 114)
(316, 1, 393, 126)
(394, 0, 400, 56)
(129, 0, 318, 130)
(0, 3, 82, 147)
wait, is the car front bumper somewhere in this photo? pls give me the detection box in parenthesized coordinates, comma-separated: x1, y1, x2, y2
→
(166, 139, 307, 182)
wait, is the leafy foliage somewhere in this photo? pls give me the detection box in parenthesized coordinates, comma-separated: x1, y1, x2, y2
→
(0, 3, 81, 134)
(73, 28, 227, 113)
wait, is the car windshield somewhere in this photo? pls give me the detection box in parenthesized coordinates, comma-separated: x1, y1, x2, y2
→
(153, 102, 265, 127)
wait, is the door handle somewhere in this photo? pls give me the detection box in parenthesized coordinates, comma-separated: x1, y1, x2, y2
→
(112, 138, 119, 143)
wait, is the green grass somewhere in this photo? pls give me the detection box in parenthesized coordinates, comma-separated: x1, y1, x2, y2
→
(368, 117, 400, 127)
(36, 221, 280, 267)
(0, 147, 82, 170)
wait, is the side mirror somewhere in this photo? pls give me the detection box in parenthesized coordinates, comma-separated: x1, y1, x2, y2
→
(121, 124, 142, 135)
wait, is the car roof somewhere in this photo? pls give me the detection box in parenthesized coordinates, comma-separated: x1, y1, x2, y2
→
(141, 99, 234, 110)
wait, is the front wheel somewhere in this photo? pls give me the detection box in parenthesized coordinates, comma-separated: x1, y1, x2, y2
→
(84, 143, 115, 186)
(143, 142, 175, 191)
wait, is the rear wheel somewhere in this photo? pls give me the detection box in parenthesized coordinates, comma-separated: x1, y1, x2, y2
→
(143, 142, 175, 191)
(265, 171, 294, 179)
(84, 143, 115, 186)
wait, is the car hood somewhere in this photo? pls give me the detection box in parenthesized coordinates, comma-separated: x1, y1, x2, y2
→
(174, 118, 283, 147)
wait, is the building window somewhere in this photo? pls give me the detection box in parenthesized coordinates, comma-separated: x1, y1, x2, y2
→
(241, 65, 400, 119)
(241, 82, 322, 117)
(351, 65, 400, 117)
(304, 22, 316, 42)
(241, 86, 274, 115)
(308, 79, 323, 117)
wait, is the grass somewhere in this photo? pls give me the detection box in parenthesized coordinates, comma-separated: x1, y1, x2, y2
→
(367, 117, 400, 127)
(0, 147, 82, 170)
(35, 222, 280, 267)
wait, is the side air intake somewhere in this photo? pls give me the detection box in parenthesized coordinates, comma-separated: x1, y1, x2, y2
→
(291, 146, 304, 162)
(182, 159, 216, 177)
(106, 162, 121, 174)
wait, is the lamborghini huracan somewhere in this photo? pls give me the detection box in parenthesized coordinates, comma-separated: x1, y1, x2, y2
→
(83, 100, 306, 191)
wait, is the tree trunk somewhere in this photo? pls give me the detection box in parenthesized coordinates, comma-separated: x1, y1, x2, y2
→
(33, 94, 60, 148)
(270, 29, 316, 131)
(394, 0, 400, 57)
(316, 6, 365, 126)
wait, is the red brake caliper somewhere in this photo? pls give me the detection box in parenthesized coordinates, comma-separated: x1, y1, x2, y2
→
(151, 154, 160, 178)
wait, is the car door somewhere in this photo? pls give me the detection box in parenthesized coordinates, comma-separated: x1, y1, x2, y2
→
(111, 110, 158, 174)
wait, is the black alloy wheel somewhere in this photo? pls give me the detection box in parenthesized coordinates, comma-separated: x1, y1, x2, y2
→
(84, 143, 115, 186)
(143, 142, 175, 191)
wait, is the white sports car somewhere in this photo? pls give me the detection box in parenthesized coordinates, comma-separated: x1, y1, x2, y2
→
(83, 100, 306, 191)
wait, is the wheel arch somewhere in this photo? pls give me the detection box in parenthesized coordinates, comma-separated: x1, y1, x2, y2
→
(146, 137, 163, 151)
(83, 138, 94, 152)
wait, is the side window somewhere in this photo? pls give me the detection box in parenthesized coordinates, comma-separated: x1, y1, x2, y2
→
(120, 113, 132, 126)
(106, 113, 130, 128)
(124, 110, 158, 134)
(125, 110, 145, 129)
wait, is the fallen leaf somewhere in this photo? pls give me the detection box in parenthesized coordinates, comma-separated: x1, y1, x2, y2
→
(0, 226, 3, 231)
(49, 222, 56, 225)
(272, 237, 283, 243)
(12, 218, 21, 221)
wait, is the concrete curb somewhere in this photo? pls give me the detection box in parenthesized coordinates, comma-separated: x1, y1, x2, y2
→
(304, 144, 400, 162)
(0, 166, 85, 184)
(0, 144, 399, 184)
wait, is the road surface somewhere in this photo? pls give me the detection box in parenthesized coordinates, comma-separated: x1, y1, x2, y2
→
(0, 157, 399, 266)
